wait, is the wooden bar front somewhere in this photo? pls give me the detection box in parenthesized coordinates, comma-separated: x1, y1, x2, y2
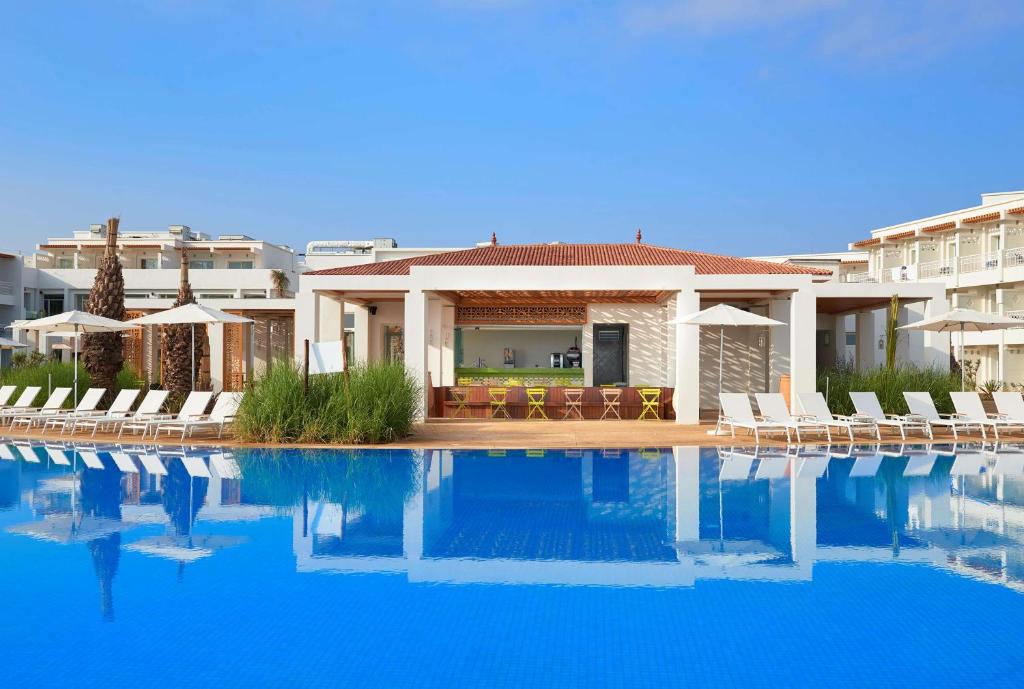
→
(431, 386, 675, 421)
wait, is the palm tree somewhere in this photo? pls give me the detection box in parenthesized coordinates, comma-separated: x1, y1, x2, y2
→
(270, 269, 290, 298)
(884, 294, 899, 370)
(161, 250, 204, 405)
(81, 217, 126, 406)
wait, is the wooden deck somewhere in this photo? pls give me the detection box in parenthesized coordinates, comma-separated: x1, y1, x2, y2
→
(0, 419, 979, 450)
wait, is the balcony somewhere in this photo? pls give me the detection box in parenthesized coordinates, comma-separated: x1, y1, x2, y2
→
(958, 252, 1001, 275)
(1005, 310, 1024, 321)
(842, 271, 878, 283)
(1004, 247, 1024, 270)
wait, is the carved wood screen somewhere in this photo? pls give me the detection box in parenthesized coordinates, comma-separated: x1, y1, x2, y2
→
(455, 304, 587, 325)
(223, 322, 246, 391)
(122, 310, 145, 377)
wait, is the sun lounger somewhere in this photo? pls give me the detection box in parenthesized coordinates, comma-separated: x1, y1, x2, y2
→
(60, 388, 141, 436)
(796, 392, 880, 442)
(993, 392, 1024, 426)
(0, 387, 42, 424)
(950, 391, 1024, 440)
(754, 392, 831, 443)
(849, 391, 932, 440)
(151, 392, 243, 440)
(12, 387, 105, 431)
(0, 385, 17, 408)
(718, 448, 755, 480)
(4, 387, 71, 427)
(120, 390, 212, 439)
(75, 389, 167, 438)
(716, 393, 792, 443)
(904, 391, 985, 440)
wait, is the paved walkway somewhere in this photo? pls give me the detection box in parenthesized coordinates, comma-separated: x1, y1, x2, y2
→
(0, 419, 971, 450)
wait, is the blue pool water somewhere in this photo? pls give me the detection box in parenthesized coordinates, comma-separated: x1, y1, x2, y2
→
(1, 441, 1023, 688)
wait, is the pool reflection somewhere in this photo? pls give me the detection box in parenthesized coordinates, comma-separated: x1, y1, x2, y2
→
(3, 439, 1024, 623)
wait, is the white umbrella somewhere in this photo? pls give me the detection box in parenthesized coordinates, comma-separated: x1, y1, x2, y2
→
(19, 311, 138, 406)
(898, 308, 1022, 391)
(0, 337, 27, 348)
(127, 304, 253, 390)
(671, 304, 784, 421)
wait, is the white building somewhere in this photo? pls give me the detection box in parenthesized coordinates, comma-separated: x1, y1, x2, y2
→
(295, 236, 948, 422)
(20, 223, 299, 391)
(845, 191, 1024, 384)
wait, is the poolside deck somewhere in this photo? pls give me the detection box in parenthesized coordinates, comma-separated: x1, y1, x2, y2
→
(0, 419, 976, 450)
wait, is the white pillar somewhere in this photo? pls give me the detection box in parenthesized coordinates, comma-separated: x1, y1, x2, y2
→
(674, 289, 700, 424)
(855, 310, 876, 371)
(768, 299, 790, 391)
(441, 303, 456, 386)
(789, 288, 816, 410)
(790, 457, 817, 566)
(317, 293, 344, 343)
(353, 304, 370, 364)
(209, 323, 224, 393)
(997, 288, 1006, 381)
(294, 290, 320, 366)
(404, 289, 429, 420)
(426, 297, 442, 388)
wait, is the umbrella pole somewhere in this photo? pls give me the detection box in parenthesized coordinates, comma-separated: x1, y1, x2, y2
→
(191, 324, 196, 392)
(960, 323, 966, 392)
(718, 326, 724, 414)
(73, 324, 79, 407)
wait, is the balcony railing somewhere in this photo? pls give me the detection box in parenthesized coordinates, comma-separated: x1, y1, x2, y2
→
(917, 260, 954, 280)
(842, 271, 878, 283)
(1005, 310, 1024, 321)
(1004, 248, 1024, 269)
(959, 252, 1001, 275)
(0, 280, 12, 296)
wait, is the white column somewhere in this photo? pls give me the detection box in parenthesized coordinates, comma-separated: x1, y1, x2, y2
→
(404, 289, 429, 420)
(209, 323, 224, 392)
(790, 458, 817, 566)
(353, 304, 370, 364)
(997, 288, 1006, 381)
(924, 294, 950, 369)
(293, 290, 320, 366)
(768, 299, 790, 391)
(674, 289, 700, 424)
(855, 310, 876, 371)
(426, 297, 442, 388)
(789, 288, 816, 410)
(441, 303, 456, 386)
(317, 293, 344, 343)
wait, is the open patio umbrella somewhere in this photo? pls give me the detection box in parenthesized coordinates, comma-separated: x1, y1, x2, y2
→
(0, 337, 27, 349)
(19, 311, 138, 406)
(670, 304, 784, 425)
(898, 308, 1023, 391)
(127, 304, 253, 391)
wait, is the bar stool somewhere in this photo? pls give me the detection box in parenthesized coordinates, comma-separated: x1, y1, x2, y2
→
(489, 387, 510, 419)
(450, 386, 470, 418)
(638, 388, 661, 420)
(600, 387, 622, 420)
(526, 387, 548, 420)
(563, 388, 584, 420)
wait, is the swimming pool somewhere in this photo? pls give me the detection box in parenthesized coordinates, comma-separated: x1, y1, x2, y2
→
(1, 441, 1022, 688)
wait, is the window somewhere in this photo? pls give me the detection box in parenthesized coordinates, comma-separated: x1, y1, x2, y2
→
(56, 257, 73, 269)
(42, 293, 64, 316)
(845, 332, 856, 346)
(74, 294, 88, 311)
(190, 260, 214, 270)
(140, 258, 158, 269)
(228, 261, 254, 270)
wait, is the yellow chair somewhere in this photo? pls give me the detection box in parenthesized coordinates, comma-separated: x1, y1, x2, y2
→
(525, 449, 546, 457)
(506, 378, 523, 388)
(450, 386, 470, 418)
(600, 387, 622, 420)
(489, 387, 510, 419)
(526, 387, 548, 420)
(563, 387, 584, 420)
(638, 388, 661, 420)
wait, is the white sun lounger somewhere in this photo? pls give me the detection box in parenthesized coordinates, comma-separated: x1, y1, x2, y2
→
(951, 392, 1024, 440)
(120, 391, 212, 439)
(904, 392, 985, 440)
(5, 387, 72, 428)
(68, 388, 148, 437)
(755, 393, 831, 443)
(718, 449, 755, 480)
(797, 393, 880, 442)
(849, 452, 884, 478)
(993, 392, 1024, 428)
(13, 387, 105, 431)
(950, 451, 987, 476)
(0, 385, 17, 408)
(716, 393, 791, 443)
(849, 392, 932, 440)
(903, 452, 938, 477)
(0, 387, 42, 424)
(75, 389, 167, 437)
(151, 392, 243, 440)
(754, 455, 790, 480)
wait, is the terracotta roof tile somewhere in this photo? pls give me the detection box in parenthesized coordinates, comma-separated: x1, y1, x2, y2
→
(851, 237, 881, 248)
(922, 221, 956, 233)
(305, 243, 832, 277)
(962, 211, 1001, 224)
(884, 230, 916, 240)
(1009, 206, 1024, 215)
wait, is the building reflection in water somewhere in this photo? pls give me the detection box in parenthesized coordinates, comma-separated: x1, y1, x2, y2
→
(5, 440, 1024, 609)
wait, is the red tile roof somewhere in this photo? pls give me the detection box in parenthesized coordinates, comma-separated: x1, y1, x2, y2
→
(884, 230, 916, 240)
(851, 237, 881, 248)
(922, 221, 956, 233)
(305, 243, 832, 276)
(1009, 206, 1024, 215)
(962, 211, 1001, 224)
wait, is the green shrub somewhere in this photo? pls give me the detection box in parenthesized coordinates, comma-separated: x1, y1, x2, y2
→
(0, 362, 144, 408)
(235, 360, 421, 445)
(818, 362, 960, 416)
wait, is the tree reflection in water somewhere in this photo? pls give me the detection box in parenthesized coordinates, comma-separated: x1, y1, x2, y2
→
(79, 466, 123, 622)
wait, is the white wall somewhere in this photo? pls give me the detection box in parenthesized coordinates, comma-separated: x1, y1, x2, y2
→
(583, 303, 671, 387)
(459, 328, 581, 369)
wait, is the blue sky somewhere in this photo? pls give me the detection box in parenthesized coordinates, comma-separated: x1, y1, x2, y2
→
(0, 1, 1022, 258)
